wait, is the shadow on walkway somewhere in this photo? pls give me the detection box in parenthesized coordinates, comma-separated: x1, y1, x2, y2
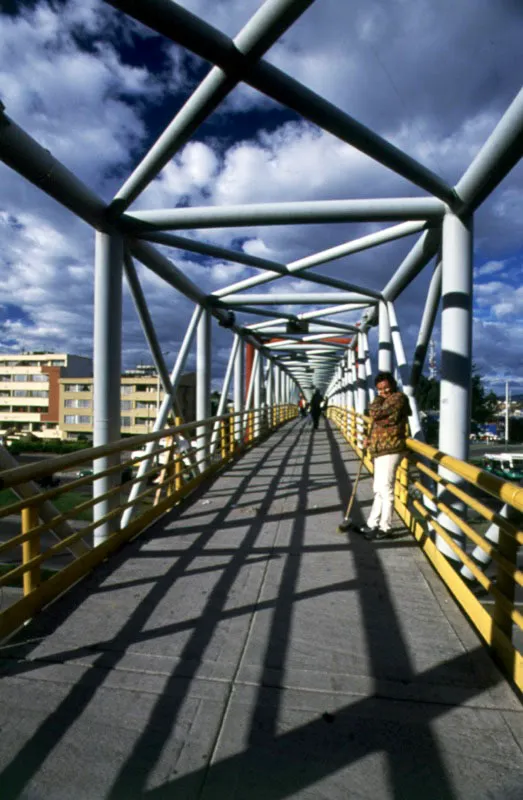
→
(0, 420, 519, 800)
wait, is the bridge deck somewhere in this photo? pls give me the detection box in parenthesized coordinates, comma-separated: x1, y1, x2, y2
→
(0, 420, 522, 799)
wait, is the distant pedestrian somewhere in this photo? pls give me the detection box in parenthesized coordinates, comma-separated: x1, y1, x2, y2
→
(309, 388, 323, 430)
(298, 393, 307, 417)
(360, 372, 410, 540)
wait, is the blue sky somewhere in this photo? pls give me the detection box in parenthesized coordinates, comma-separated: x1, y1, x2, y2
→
(0, 0, 522, 393)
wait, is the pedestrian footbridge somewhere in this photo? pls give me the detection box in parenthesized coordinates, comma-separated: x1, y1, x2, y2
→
(0, 412, 522, 799)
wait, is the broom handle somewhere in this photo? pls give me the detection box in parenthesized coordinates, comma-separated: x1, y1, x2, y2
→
(344, 419, 373, 519)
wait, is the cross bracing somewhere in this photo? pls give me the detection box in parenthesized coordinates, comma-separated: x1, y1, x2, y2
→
(0, 0, 522, 551)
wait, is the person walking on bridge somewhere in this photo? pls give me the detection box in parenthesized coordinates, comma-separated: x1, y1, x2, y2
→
(360, 371, 410, 540)
(309, 388, 324, 430)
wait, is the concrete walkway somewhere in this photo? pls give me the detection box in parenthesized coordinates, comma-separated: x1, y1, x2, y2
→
(0, 419, 522, 799)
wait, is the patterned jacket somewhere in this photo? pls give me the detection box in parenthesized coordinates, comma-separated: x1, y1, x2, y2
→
(368, 391, 410, 457)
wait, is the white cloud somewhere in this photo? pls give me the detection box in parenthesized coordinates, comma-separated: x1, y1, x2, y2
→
(476, 260, 506, 277)
(1, 0, 523, 381)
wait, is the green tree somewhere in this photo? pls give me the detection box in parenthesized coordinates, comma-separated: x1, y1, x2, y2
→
(415, 374, 440, 411)
(471, 367, 498, 423)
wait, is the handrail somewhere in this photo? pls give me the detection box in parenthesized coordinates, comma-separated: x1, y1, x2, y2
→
(0, 403, 298, 640)
(407, 437, 523, 513)
(0, 407, 259, 489)
(327, 404, 523, 693)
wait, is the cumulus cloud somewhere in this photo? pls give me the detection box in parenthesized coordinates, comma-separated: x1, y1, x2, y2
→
(0, 0, 522, 386)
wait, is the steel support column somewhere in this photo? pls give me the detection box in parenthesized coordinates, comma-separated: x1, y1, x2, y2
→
(363, 331, 375, 402)
(436, 212, 473, 559)
(234, 333, 245, 443)
(378, 301, 392, 372)
(254, 351, 263, 438)
(93, 232, 123, 545)
(210, 335, 239, 456)
(410, 262, 442, 387)
(197, 307, 212, 470)
(387, 302, 422, 438)
(121, 305, 203, 527)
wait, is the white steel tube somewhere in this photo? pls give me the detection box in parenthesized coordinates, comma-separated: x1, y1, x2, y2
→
(436, 212, 473, 560)
(378, 301, 392, 372)
(210, 336, 239, 456)
(121, 305, 203, 527)
(387, 302, 422, 438)
(197, 308, 212, 470)
(410, 262, 442, 387)
(93, 232, 123, 545)
(234, 334, 245, 443)
(125, 198, 445, 231)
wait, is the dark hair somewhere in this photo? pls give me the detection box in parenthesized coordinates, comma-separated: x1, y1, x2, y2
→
(374, 371, 397, 392)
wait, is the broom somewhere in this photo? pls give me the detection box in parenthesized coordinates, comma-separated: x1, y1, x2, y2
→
(337, 422, 372, 533)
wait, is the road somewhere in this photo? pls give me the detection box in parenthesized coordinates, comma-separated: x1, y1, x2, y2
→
(469, 441, 523, 460)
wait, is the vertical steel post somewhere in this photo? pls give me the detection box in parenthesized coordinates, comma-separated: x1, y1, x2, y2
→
(210, 335, 239, 456)
(346, 350, 355, 409)
(410, 262, 442, 388)
(387, 301, 422, 438)
(234, 333, 244, 444)
(266, 359, 274, 429)
(356, 332, 367, 412)
(363, 332, 375, 402)
(93, 232, 122, 545)
(436, 212, 473, 560)
(356, 331, 367, 447)
(378, 301, 392, 372)
(197, 307, 211, 470)
(254, 351, 262, 438)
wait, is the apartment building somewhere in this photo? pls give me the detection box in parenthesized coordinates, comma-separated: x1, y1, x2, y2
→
(59, 370, 196, 440)
(0, 353, 93, 439)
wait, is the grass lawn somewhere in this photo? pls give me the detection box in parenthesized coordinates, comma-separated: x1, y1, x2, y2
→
(0, 488, 92, 521)
(0, 561, 56, 587)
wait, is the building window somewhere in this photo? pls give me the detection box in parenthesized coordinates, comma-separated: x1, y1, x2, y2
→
(121, 400, 132, 410)
(63, 383, 91, 392)
(64, 415, 77, 424)
(13, 375, 28, 382)
(13, 390, 28, 397)
(0, 375, 11, 381)
(122, 385, 134, 395)
(32, 391, 48, 398)
(51, 360, 64, 366)
(65, 399, 91, 408)
(78, 415, 91, 424)
(31, 374, 48, 382)
(121, 417, 132, 428)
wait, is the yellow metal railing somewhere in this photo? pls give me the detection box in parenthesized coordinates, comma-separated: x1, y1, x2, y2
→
(0, 403, 297, 640)
(328, 405, 523, 693)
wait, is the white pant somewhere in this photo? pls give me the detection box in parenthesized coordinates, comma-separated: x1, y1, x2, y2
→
(367, 452, 403, 532)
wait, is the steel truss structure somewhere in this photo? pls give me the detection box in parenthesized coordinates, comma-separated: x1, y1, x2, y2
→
(0, 0, 522, 556)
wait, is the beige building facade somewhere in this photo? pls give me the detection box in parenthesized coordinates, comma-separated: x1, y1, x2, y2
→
(0, 353, 92, 439)
(59, 370, 196, 440)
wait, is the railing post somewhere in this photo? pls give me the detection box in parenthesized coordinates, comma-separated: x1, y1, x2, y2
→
(93, 231, 122, 545)
(174, 416, 183, 493)
(220, 420, 227, 460)
(22, 504, 40, 595)
(436, 211, 473, 561)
